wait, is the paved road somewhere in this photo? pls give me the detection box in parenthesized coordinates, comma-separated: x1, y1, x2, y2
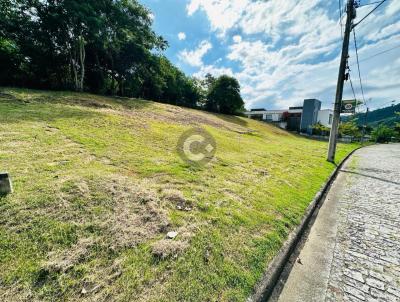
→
(277, 144, 400, 302)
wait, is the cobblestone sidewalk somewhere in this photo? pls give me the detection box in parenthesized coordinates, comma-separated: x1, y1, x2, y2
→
(326, 144, 400, 302)
(277, 144, 400, 302)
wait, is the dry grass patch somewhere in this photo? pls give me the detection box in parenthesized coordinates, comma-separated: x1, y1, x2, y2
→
(151, 240, 189, 260)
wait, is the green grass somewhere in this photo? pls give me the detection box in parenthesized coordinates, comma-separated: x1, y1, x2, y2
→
(0, 88, 359, 301)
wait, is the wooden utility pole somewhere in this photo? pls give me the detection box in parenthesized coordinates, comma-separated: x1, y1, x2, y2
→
(327, 0, 356, 162)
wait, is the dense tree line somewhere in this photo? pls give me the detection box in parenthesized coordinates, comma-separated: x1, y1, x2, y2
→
(352, 103, 400, 127)
(0, 0, 244, 114)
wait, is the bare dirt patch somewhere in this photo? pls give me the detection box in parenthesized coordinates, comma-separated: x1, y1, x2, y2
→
(67, 98, 113, 109)
(101, 103, 252, 134)
(56, 175, 171, 249)
(106, 177, 170, 249)
(151, 239, 189, 260)
(161, 188, 193, 211)
(44, 237, 95, 273)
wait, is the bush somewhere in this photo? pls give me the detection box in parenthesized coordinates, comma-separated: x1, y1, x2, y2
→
(371, 124, 395, 143)
(339, 120, 362, 138)
(312, 122, 330, 136)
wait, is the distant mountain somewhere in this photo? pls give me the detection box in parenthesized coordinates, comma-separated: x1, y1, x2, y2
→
(350, 103, 400, 127)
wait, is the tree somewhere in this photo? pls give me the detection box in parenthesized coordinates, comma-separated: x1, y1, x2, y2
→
(312, 122, 330, 136)
(206, 75, 244, 115)
(0, 1, 239, 112)
(371, 124, 395, 143)
(339, 120, 362, 138)
(394, 112, 400, 138)
(0, 0, 167, 94)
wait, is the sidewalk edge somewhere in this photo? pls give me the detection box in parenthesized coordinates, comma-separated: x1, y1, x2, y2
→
(248, 146, 363, 302)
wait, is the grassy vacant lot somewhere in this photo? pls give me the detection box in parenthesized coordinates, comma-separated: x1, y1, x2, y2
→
(0, 88, 358, 301)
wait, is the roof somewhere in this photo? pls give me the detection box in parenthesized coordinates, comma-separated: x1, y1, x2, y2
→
(245, 110, 286, 114)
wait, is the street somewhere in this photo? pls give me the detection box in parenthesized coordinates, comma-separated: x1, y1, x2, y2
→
(277, 144, 400, 302)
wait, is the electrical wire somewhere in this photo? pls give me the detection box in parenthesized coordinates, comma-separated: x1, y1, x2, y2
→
(358, 44, 400, 63)
(339, 0, 344, 38)
(353, 0, 388, 28)
(353, 29, 368, 108)
(357, 1, 387, 7)
(348, 73, 358, 101)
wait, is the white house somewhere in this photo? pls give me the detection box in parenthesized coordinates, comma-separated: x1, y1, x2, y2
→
(317, 109, 334, 128)
(244, 109, 285, 122)
(244, 109, 287, 129)
(244, 103, 334, 132)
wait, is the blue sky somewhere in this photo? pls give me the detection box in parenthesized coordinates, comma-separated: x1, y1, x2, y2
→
(142, 0, 400, 111)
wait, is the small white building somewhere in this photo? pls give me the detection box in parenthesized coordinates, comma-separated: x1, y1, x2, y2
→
(244, 109, 287, 129)
(244, 105, 333, 131)
(317, 109, 334, 128)
(244, 109, 285, 122)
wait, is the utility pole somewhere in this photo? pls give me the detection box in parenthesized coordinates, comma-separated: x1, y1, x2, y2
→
(327, 0, 357, 162)
(363, 107, 369, 141)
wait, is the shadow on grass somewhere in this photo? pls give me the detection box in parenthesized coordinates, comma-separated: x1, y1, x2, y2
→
(0, 98, 99, 124)
(212, 113, 249, 127)
(0, 87, 158, 125)
(0, 87, 153, 112)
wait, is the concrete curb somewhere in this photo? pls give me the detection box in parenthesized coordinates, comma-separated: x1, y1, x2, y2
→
(247, 146, 363, 302)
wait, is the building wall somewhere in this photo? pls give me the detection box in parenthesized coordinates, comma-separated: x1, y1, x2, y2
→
(300, 99, 321, 134)
(317, 109, 334, 128)
(244, 110, 287, 129)
(245, 102, 332, 133)
(245, 110, 285, 122)
(287, 114, 301, 131)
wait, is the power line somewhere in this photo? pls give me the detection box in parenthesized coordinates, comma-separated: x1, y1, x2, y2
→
(380, 100, 398, 107)
(357, 1, 386, 7)
(357, 44, 400, 63)
(353, 28, 368, 108)
(353, 0, 388, 28)
(363, 98, 398, 105)
(339, 0, 343, 37)
(348, 73, 358, 101)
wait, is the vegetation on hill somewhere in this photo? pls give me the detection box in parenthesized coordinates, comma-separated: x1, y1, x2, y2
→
(353, 103, 400, 127)
(0, 0, 244, 114)
(0, 88, 358, 301)
(206, 75, 244, 115)
(371, 124, 397, 143)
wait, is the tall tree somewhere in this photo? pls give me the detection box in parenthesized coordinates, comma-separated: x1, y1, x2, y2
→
(206, 75, 244, 115)
(0, 0, 241, 115)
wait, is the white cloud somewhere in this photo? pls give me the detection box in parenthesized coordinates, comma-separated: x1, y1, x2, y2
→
(178, 32, 186, 41)
(178, 40, 212, 67)
(187, 0, 248, 35)
(365, 21, 400, 42)
(193, 65, 233, 78)
(232, 35, 242, 43)
(386, 0, 400, 16)
(186, 0, 400, 110)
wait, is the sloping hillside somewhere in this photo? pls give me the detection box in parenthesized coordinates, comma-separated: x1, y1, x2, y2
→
(353, 103, 400, 127)
(0, 88, 357, 301)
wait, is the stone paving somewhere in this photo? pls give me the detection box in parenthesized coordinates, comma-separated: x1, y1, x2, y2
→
(326, 144, 400, 302)
(276, 144, 400, 302)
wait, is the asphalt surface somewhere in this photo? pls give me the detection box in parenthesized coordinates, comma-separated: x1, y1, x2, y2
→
(276, 144, 400, 302)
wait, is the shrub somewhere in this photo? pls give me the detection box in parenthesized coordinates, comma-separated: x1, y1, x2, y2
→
(371, 124, 395, 143)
